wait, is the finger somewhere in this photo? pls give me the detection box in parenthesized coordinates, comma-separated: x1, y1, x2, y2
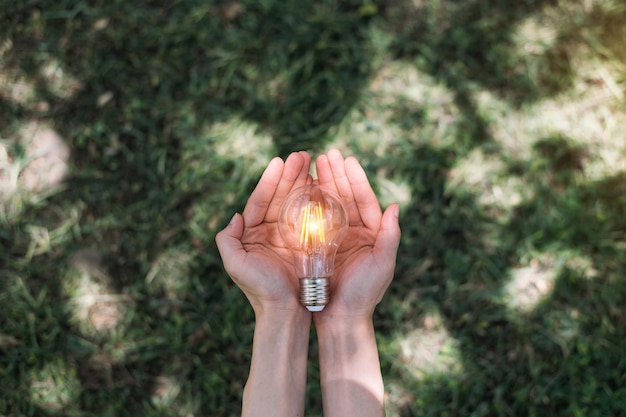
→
(215, 213, 247, 277)
(326, 149, 352, 199)
(345, 156, 382, 230)
(265, 151, 312, 221)
(374, 204, 401, 261)
(315, 154, 336, 191)
(242, 157, 284, 227)
(325, 149, 362, 225)
(275, 152, 307, 196)
(295, 151, 312, 187)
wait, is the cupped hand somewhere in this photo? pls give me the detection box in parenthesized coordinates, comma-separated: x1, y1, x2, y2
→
(215, 151, 313, 315)
(314, 149, 401, 320)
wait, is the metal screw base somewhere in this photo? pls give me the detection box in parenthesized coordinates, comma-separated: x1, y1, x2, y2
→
(300, 277, 329, 311)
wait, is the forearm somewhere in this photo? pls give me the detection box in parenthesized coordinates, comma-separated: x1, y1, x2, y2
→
(315, 317, 386, 417)
(242, 309, 311, 417)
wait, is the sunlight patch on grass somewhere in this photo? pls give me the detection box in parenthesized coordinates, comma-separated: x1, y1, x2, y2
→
(146, 355, 198, 414)
(385, 309, 463, 417)
(24, 208, 80, 259)
(512, 10, 559, 56)
(475, 73, 626, 181)
(504, 264, 558, 313)
(385, 381, 416, 417)
(0, 121, 69, 199)
(396, 310, 462, 380)
(377, 176, 412, 211)
(64, 249, 132, 336)
(564, 254, 599, 280)
(323, 87, 397, 157)
(0, 38, 36, 106)
(505, 252, 599, 315)
(1, 44, 81, 107)
(580, 97, 626, 178)
(0, 72, 36, 105)
(145, 247, 194, 299)
(178, 117, 276, 238)
(327, 107, 400, 158)
(28, 359, 81, 412)
(151, 375, 182, 409)
(0, 120, 70, 223)
(370, 61, 459, 149)
(448, 148, 527, 216)
(209, 118, 275, 173)
(39, 57, 83, 100)
(331, 61, 460, 159)
(371, 61, 450, 104)
(0, 140, 21, 202)
(533, 93, 624, 179)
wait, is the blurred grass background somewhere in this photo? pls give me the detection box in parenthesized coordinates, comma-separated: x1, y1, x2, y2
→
(1, 0, 625, 416)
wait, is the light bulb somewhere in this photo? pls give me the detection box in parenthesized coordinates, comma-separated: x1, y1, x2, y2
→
(277, 184, 349, 312)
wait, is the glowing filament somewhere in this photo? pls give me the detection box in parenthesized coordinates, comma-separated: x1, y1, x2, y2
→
(299, 202, 326, 250)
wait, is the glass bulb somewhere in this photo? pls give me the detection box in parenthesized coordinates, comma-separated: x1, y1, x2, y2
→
(277, 184, 349, 311)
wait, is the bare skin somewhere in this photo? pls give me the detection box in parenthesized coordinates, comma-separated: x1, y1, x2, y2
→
(215, 149, 401, 417)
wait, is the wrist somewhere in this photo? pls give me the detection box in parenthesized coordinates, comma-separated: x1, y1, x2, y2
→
(313, 307, 374, 334)
(314, 313, 372, 335)
(255, 304, 312, 329)
(315, 313, 385, 416)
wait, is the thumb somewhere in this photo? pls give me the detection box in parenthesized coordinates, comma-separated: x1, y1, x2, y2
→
(215, 213, 246, 273)
(374, 204, 401, 260)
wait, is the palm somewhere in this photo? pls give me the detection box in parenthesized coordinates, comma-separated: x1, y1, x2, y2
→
(216, 152, 313, 312)
(323, 226, 388, 316)
(239, 222, 297, 291)
(334, 224, 376, 276)
(217, 149, 400, 317)
(314, 150, 400, 318)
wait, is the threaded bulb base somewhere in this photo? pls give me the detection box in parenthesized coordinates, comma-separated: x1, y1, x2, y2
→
(300, 277, 329, 311)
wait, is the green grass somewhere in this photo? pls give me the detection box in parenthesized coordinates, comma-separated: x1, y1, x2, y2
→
(1, 0, 626, 416)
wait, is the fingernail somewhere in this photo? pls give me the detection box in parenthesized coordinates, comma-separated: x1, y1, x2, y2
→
(394, 204, 400, 218)
(228, 213, 238, 226)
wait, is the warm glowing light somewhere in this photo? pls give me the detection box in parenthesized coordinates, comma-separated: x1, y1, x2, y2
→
(299, 202, 326, 250)
(278, 185, 348, 311)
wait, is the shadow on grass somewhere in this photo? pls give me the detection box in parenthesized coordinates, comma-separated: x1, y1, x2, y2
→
(378, 138, 626, 415)
(1, 0, 625, 416)
(383, 0, 578, 105)
(1, 1, 374, 415)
